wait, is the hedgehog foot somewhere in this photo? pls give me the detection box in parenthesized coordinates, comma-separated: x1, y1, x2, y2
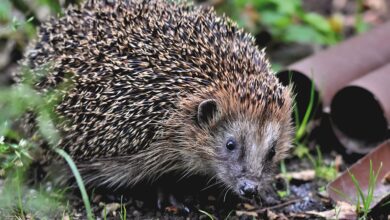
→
(157, 188, 191, 215)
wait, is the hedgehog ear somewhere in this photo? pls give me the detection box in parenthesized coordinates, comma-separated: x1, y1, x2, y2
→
(197, 99, 218, 126)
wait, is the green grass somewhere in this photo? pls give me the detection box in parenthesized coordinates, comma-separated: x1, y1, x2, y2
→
(55, 149, 94, 220)
(381, 200, 390, 208)
(295, 75, 316, 142)
(293, 143, 337, 181)
(293, 143, 309, 159)
(0, 168, 68, 219)
(225, 210, 234, 219)
(331, 160, 383, 220)
(0, 69, 92, 219)
(0, 139, 33, 176)
(103, 206, 107, 220)
(199, 209, 215, 220)
(277, 160, 291, 198)
(355, 0, 369, 33)
(349, 161, 382, 220)
(287, 72, 337, 181)
(307, 146, 337, 181)
(119, 196, 127, 220)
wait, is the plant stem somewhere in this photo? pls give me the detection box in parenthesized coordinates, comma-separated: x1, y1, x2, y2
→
(55, 148, 94, 220)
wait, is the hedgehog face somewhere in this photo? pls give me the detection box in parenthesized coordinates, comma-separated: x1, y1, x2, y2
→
(196, 98, 292, 200)
(215, 120, 290, 200)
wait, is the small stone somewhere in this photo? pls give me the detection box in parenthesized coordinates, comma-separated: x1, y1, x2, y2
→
(236, 210, 258, 217)
(132, 210, 141, 217)
(207, 195, 216, 201)
(135, 200, 144, 208)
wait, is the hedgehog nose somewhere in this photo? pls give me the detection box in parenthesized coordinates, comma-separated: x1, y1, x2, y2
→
(239, 181, 258, 198)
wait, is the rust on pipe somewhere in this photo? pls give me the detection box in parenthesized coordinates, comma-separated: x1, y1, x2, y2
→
(277, 21, 390, 113)
(327, 140, 390, 209)
(330, 63, 390, 153)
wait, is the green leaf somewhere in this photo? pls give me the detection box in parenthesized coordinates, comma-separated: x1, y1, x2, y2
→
(302, 13, 332, 33)
(284, 24, 325, 44)
(277, 190, 288, 198)
(268, 0, 301, 15)
(260, 11, 291, 29)
(233, 0, 249, 8)
(293, 144, 309, 158)
(0, 0, 11, 21)
(199, 209, 215, 220)
(38, 0, 62, 14)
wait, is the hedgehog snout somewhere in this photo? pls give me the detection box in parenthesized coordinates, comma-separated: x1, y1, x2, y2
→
(238, 179, 258, 199)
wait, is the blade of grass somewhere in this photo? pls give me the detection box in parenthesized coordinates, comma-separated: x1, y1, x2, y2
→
(199, 209, 215, 220)
(103, 206, 107, 220)
(348, 170, 366, 207)
(381, 200, 390, 207)
(329, 186, 354, 204)
(55, 148, 93, 220)
(366, 161, 382, 210)
(280, 160, 290, 196)
(16, 169, 25, 220)
(224, 210, 234, 220)
(365, 161, 374, 211)
(120, 196, 127, 220)
(296, 77, 315, 140)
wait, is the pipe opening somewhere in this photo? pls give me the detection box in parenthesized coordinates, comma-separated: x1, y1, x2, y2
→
(331, 86, 387, 143)
(276, 70, 322, 125)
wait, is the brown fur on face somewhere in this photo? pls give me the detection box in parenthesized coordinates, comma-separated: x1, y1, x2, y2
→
(164, 74, 293, 198)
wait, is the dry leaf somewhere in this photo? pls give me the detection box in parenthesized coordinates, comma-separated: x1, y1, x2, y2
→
(278, 170, 316, 181)
(267, 209, 288, 220)
(382, 171, 390, 185)
(165, 206, 179, 214)
(306, 201, 356, 220)
(334, 155, 343, 172)
(243, 203, 255, 210)
(104, 202, 121, 213)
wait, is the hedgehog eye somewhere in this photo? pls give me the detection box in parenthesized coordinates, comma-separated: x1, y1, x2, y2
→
(226, 139, 236, 151)
(267, 141, 277, 160)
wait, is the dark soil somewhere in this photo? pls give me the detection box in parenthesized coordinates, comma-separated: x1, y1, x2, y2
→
(66, 162, 333, 220)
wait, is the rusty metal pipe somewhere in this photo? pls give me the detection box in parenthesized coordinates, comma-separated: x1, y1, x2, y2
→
(277, 21, 390, 115)
(330, 63, 390, 153)
(327, 140, 390, 209)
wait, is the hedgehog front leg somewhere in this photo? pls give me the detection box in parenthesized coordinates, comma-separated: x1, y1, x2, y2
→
(156, 186, 191, 214)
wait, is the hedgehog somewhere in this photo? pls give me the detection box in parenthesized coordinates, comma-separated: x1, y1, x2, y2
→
(21, 0, 293, 201)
